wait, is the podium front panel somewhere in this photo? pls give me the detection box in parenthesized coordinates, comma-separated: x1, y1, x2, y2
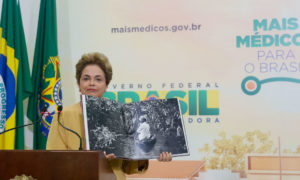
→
(0, 150, 116, 180)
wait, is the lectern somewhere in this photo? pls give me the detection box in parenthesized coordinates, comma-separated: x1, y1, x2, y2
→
(0, 150, 116, 180)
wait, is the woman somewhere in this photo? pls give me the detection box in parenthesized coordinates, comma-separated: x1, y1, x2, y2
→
(46, 52, 172, 180)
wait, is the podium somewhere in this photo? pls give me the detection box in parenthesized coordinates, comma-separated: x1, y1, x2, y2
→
(0, 150, 116, 180)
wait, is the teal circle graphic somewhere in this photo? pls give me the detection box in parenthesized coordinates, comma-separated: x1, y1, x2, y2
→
(241, 76, 261, 95)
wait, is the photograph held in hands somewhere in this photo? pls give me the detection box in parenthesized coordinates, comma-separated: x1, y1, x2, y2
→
(81, 95, 189, 160)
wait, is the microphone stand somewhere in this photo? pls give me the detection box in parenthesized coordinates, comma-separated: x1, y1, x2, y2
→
(0, 106, 48, 135)
(56, 106, 83, 150)
(0, 123, 35, 135)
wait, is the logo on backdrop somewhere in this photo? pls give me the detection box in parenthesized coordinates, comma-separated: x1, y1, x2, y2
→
(236, 17, 300, 95)
(104, 82, 220, 124)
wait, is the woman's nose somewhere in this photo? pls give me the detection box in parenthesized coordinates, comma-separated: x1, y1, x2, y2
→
(89, 79, 95, 85)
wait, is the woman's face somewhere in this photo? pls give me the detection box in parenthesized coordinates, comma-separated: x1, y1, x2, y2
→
(79, 64, 107, 98)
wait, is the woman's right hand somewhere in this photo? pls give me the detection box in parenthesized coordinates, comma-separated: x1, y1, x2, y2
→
(104, 151, 116, 159)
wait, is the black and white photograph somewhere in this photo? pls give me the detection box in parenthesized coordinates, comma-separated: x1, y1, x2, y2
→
(81, 95, 189, 160)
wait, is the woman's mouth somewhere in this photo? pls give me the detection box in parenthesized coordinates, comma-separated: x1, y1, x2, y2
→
(87, 89, 96, 92)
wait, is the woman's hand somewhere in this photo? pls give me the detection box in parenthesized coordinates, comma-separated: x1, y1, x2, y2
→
(157, 152, 172, 162)
(104, 151, 116, 159)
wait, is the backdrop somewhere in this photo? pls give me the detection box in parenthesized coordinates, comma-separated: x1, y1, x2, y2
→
(9, 0, 300, 175)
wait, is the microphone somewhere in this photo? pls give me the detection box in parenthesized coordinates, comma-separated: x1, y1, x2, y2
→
(0, 106, 48, 135)
(56, 105, 83, 150)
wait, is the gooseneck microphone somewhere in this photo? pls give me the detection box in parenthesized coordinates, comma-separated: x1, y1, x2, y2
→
(56, 106, 83, 150)
(0, 106, 48, 135)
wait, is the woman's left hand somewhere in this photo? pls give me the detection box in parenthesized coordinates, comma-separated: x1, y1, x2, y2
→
(157, 152, 172, 162)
